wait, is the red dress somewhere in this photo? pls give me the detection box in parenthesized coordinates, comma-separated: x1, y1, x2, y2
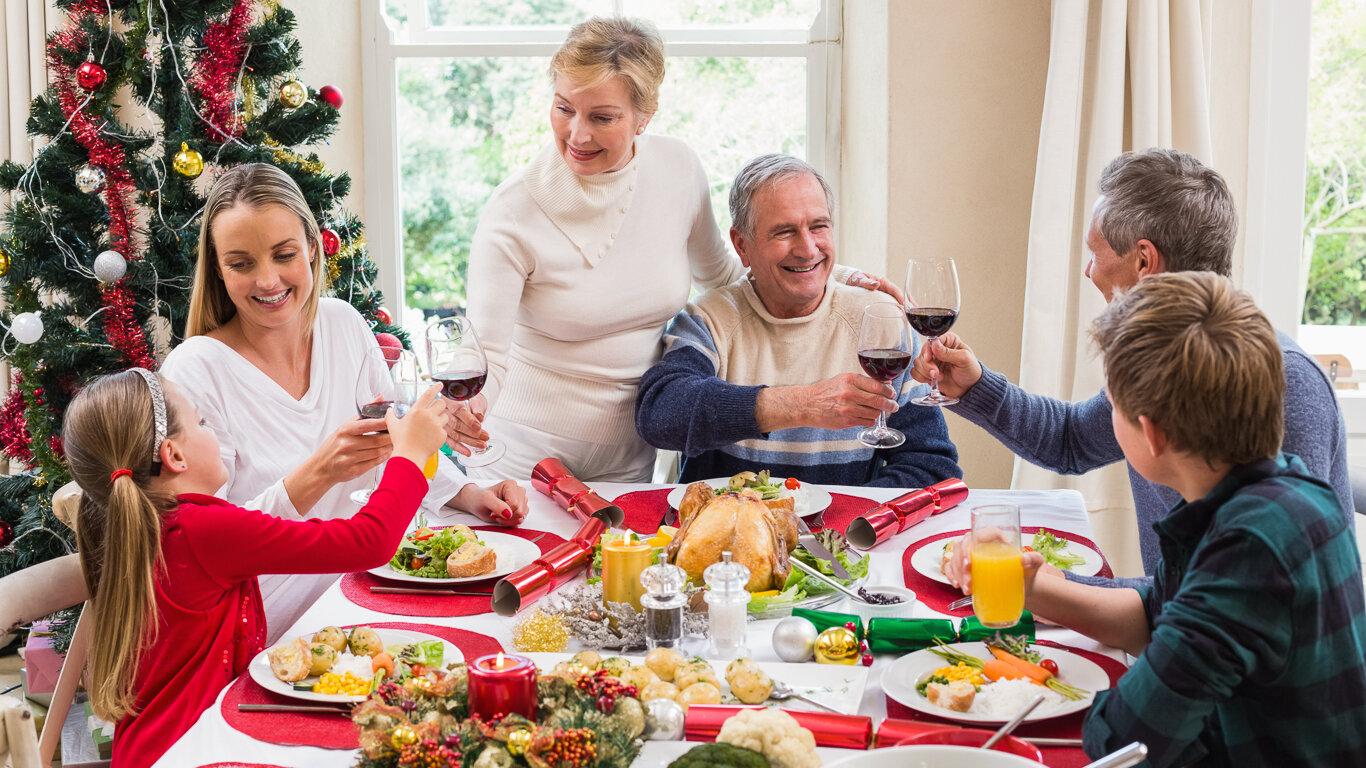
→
(111, 458, 427, 767)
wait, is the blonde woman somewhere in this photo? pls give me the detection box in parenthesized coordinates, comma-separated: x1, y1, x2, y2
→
(161, 163, 525, 634)
(466, 17, 897, 482)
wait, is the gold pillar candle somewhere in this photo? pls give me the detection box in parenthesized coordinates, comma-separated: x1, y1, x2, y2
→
(601, 532, 654, 609)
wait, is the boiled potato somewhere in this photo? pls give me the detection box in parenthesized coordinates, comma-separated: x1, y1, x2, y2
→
(673, 659, 719, 691)
(677, 681, 722, 710)
(312, 626, 346, 652)
(724, 658, 773, 704)
(571, 650, 603, 670)
(307, 642, 338, 676)
(599, 656, 632, 678)
(639, 681, 680, 703)
(621, 665, 660, 693)
(347, 626, 384, 657)
(644, 647, 686, 682)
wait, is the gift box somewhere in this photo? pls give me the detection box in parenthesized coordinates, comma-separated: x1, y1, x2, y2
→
(83, 701, 114, 760)
(18, 620, 64, 701)
(846, 478, 969, 549)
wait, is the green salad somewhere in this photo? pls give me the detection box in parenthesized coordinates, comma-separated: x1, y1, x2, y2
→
(1032, 529, 1086, 571)
(712, 469, 784, 500)
(749, 529, 869, 614)
(388, 527, 474, 578)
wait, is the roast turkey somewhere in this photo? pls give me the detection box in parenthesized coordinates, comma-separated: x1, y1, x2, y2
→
(666, 483, 800, 591)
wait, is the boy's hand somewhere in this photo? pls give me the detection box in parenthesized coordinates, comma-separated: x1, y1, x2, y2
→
(455, 479, 528, 526)
(944, 533, 1060, 595)
(910, 332, 983, 399)
(386, 385, 449, 467)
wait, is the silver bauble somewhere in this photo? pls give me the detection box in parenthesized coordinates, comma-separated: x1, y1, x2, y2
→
(75, 164, 105, 194)
(10, 312, 44, 345)
(771, 616, 819, 662)
(93, 249, 127, 283)
(643, 696, 685, 740)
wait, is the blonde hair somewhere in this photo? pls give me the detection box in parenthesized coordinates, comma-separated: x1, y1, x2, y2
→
(550, 17, 665, 116)
(1091, 272, 1283, 466)
(62, 370, 183, 721)
(186, 163, 324, 338)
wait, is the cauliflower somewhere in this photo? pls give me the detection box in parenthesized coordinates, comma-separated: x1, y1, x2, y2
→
(716, 709, 819, 768)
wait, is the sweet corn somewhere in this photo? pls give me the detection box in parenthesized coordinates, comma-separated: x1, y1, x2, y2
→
(312, 671, 371, 696)
(932, 663, 985, 687)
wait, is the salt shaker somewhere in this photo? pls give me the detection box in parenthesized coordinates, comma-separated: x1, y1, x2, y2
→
(703, 551, 750, 659)
(640, 551, 687, 649)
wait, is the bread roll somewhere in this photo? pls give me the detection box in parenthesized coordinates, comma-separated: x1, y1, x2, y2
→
(446, 541, 496, 578)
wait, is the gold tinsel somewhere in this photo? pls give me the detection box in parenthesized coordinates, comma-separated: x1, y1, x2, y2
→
(263, 135, 323, 174)
(512, 609, 570, 653)
(241, 75, 260, 122)
(258, 0, 280, 18)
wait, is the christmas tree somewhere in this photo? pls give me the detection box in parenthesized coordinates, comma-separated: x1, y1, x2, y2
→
(0, 0, 403, 632)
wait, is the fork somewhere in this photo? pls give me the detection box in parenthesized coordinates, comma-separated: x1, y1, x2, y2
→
(947, 595, 973, 611)
(768, 680, 840, 713)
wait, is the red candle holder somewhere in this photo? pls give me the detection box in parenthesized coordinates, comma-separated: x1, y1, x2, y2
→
(467, 653, 538, 722)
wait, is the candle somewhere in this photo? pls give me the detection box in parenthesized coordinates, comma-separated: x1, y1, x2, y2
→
(601, 532, 654, 609)
(467, 652, 537, 721)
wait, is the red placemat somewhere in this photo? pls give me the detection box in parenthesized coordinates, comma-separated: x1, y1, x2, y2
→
(220, 622, 502, 750)
(612, 489, 878, 535)
(885, 640, 1128, 768)
(902, 527, 1115, 616)
(340, 527, 565, 616)
(197, 764, 290, 767)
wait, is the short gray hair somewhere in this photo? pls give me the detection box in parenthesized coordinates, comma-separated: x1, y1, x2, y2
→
(729, 154, 833, 237)
(1094, 148, 1237, 277)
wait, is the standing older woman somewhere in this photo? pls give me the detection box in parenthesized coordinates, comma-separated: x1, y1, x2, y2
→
(465, 17, 896, 483)
(162, 163, 525, 635)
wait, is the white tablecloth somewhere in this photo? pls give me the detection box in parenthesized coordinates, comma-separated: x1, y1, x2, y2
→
(155, 483, 1124, 767)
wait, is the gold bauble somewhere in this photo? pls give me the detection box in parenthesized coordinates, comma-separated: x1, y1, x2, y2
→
(813, 627, 860, 665)
(279, 79, 307, 108)
(390, 724, 418, 748)
(172, 142, 204, 178)
(0, 247, 8, 277)
(506, 727, 533, 756)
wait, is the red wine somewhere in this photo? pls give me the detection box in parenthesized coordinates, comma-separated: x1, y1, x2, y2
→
(858, 349, 912, 382)
(358, 400, 410, 420)
(435, 370, 487, 401)
(907, 307, 958, 337)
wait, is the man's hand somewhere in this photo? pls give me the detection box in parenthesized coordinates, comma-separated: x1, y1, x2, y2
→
(755, 373, 898, 432)
(910, 332, 983, 400)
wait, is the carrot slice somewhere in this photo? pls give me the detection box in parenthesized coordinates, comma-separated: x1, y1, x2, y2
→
(988, 646, 1051, 685)
(981, 659, 1024, 682)
(371, 651, 394, 678)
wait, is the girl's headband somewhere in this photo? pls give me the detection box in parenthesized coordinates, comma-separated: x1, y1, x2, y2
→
(127, 367, 166, 475)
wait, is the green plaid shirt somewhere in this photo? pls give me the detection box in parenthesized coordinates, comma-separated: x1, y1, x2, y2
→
(1083, 454, 1366, 767)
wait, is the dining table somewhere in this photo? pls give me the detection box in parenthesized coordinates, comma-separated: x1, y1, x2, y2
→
(153, 479, 1128, 768)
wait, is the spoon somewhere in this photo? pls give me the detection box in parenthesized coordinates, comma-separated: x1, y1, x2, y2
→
(1080, 742, 1148, 768)
(767, 680, 840, 713)
(980, 693, 1045, 750)
(788, 559, 871, 604)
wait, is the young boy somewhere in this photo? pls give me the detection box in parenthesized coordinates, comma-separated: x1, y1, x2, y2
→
(1010, 272, 1366, 766)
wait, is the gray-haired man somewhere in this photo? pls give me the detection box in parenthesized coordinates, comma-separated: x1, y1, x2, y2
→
(921, 148, 1351, 585)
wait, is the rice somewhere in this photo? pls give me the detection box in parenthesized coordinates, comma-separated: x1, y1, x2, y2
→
(330, 651, 374, 679)
(970, 679, 1062, 718)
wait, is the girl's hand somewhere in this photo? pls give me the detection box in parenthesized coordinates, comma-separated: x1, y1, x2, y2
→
(314, 418, 391, 485)
(444, 394, 490, 456)
(386, 385, 450, 467)
(455, 479, 528, 526)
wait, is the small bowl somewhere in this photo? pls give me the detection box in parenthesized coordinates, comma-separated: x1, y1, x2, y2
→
(837, 584, 917, 620)
(899, 727, 1044, 762)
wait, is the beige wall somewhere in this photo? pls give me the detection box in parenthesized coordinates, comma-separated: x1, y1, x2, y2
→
(291, 0, 366, 221)
(843, 1, 1052, 488)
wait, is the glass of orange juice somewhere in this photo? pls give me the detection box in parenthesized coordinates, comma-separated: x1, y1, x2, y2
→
(970, 504, 1024, 628)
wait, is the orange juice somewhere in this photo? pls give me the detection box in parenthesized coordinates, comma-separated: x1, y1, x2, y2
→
(971, 541, 1025, 628)
(423, 453, 440, 480)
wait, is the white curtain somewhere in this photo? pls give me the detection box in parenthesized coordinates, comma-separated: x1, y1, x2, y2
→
(1014, 0, 1213, 578)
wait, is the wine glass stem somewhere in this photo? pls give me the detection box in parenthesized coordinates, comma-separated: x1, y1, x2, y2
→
(928, 336, 942, 399)
(874, 408, 887, 435)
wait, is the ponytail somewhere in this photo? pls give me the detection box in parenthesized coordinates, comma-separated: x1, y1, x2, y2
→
(63, 370, 180, 721)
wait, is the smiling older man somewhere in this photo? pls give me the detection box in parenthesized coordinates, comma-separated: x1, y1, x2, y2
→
(635, 154, 961, 486)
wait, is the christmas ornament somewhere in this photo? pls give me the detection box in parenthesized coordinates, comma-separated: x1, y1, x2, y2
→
(861, 653, 874, 667)
(512, 609, 570, 652)
(76, 59, 107, 91)
(0, 247, 9, 277)
(0, 520, 13, 549)
(813, 626, 860, 665)
(771, 616, 819, 663)
(390, 724, 418, 748)
(172, 142, 205, 178)
(375, 305, 393, 325)
(93, 249, 127, 283)
(375, 332, 403, 369)
(320, 228, 340, 256)
(75, 164, 105, 193)
(278, 79, 307, 108)
(505, 726, 533, 756)
(318, 84, 344, 108)
(644, 697, 685, 740)
(10, 312, 44, 345)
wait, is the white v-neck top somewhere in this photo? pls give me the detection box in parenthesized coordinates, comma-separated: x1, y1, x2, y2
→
(161, 297, 468, 634)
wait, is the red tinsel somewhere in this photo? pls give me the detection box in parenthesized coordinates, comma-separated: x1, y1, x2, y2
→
(193, 0, 253, 141)
(101, 284, 156, 370)
(0, 384, 33, 465)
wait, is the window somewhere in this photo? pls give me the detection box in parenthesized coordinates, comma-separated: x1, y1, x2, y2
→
(362, 0, 840, 336)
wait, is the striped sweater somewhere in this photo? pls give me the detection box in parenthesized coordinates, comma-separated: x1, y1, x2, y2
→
(635, 278, 961, 487)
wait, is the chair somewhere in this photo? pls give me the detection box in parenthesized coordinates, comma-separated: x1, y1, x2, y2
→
(1313, 354, 1357, 389)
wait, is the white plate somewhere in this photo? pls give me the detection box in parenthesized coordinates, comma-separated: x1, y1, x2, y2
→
(909, 529, 1105, 586)
(666, 478, 833, 520)
(368, 529, 541, 585)
(522, 652, 869, 715)
(882, 642, 1110, 725)
(826, 745, 1042, 768)
(249, 628, 463, 704)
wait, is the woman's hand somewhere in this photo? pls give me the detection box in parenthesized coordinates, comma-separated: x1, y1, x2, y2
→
(387, 385, 451, 467)
(444, 393, 490, 456)
(847, 270, 907, 304)
(314, 418, 392, 485)
(454, 479, 528, 526)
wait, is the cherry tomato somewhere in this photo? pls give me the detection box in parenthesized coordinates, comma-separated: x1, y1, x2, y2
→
(784, 477, 800, 490)
(1040, 658, 1059, 676)
(1022, 545, 1034, 553)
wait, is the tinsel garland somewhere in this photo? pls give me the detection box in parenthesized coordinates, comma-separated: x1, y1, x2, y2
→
(193, 0, 253, 141)
(101, 284, 156, 370)
(0, 383, 32, 464)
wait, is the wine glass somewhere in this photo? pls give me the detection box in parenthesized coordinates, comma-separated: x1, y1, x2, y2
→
(426, 315, 506, 468)
(350, 347, 436, 505)
(969, 504, 1025, 629)
(856, 303, 911, 449)
(905, 256, 961, 406)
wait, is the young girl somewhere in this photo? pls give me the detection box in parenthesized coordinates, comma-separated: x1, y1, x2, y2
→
(63, 367, 448, 768)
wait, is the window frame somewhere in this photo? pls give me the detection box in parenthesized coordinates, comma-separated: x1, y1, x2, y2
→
(361, 0, 843, 320)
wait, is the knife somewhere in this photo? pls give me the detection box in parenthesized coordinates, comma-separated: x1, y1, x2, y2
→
(369, 586, 493, 596)
(237, 703, 353, 715)
(795, 515, 852, 580)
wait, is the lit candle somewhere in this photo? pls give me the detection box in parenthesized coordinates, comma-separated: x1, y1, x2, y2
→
(601, 531, 654, 609)
(467, 652, 537, 721)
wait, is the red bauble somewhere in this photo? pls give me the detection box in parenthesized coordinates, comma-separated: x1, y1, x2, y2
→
(375, 306, 393, 325)
(375, 332, 403, 369)
(321, 229, 340, 256)
(318, 85, 344, 109)
(0, 519, 13, 549)
(76, 60, 108, 91)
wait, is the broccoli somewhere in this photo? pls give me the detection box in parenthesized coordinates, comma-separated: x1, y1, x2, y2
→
(668, 742, 770, 768)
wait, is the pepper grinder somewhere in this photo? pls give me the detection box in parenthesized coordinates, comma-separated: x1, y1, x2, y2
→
(703, 551, 750, 660)
(640, 551, 687, 649)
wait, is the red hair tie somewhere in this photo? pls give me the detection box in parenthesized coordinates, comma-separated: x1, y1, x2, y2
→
(110, 468, 133, 482)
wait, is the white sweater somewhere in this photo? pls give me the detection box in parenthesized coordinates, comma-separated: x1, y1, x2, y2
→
(161, 297, 468, 635)
(467, 135, 745, 449)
